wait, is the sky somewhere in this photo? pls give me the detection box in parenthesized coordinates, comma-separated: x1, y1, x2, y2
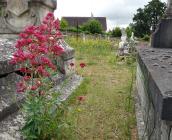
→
(54, 0, 166, 30)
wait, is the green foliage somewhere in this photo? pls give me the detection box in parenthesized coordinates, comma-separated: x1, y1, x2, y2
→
(64, 37, 136, 139)
(22, 90, 72, 140)
(142, 34, 150, 42)
(111, 27, 122, 37)
(132, 0, 166, 37)
(67, 27, 82, 33)
(81, 19, 103, 34)
(125, 26, 133, 38)
(60, 18, 68, 30)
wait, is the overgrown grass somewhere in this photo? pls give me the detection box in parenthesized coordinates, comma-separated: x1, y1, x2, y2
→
(63, 37, 136, 140)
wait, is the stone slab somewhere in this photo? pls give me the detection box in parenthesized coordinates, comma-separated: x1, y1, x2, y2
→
(0, 74, 82, 140)
(0, 112, 24, 140)
(0, 39, 18, 75)
(137, 46, 172, 121)
(0, 73, 24, 122)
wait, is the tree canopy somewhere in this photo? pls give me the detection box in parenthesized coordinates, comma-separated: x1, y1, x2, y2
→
(60, 18, 68, 30)
(132, 0, 166, 37)
(111, 27, 122, 37)
(82, 19, 103, 34)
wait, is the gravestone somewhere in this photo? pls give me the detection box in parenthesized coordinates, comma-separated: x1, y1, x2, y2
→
(0, 0, 56, 38)
(151, 0, 172, 48)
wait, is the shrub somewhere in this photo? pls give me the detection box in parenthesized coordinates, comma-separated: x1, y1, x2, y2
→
(111, 27, 122, 37)
(125, 27, 133, 38)
(82, 19, 103, 34)
(60, 18, 68, 30)
(142, 34, 150, 41)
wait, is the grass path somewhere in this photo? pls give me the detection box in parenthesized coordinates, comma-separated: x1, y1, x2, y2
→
(64, 37, 136, 140)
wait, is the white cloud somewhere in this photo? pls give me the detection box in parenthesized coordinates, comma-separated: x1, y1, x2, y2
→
(54, 0, 167, 30)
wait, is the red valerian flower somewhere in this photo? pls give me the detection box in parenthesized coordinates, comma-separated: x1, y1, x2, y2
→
(80, 63, 86, 68)
(19, 33, 28, 38)
(30, 85, 38, 91)
(17, 82, 27, 93)
(37, 66, 50, 77)
(24, 25, 37, 34)
(53, 19, 60, 30)
(11, 12, 64, 95)
(23, 76, 31, 81)
(77, 96, 86, 102)
(70, 63, 74, 67)
(18, 67, 32, 73)
(51, 45, 64, 56)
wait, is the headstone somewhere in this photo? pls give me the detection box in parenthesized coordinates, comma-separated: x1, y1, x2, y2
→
(118, 29, 129, 56)
(151, 0, 172, 48)
(0, 0, 57, 38)
(82, 33, 86, 42)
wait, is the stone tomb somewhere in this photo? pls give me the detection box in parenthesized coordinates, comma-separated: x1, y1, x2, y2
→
(0, 0, 82, 139)
(136, 0, 172, 139)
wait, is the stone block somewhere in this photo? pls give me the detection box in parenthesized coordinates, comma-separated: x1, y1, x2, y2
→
(0, 73, 24, 121)
(151, 18, 172, 48)
(136, 46, 172, 139)
(0, 39, 18, 75)
(55, 40, 75, 76)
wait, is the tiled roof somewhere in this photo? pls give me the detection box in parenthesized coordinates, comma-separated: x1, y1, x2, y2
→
(62, 17, 107, 31)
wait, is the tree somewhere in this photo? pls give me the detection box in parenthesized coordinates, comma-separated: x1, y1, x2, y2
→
(132, 0, 166, 37)
(82, 19, 103, 34)
(125, 26, 133, 38)
(111, 27, 122, 37)
(60, 18, 68, 30)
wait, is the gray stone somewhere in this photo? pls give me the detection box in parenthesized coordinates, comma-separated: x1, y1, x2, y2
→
(0, 0, 57, 38)
(151, 18, 172, 48)
(136, 46, 172, 139)
(0, 73, 24, 121)
(166, 0, 172, 16)
(0, 39, 18, 75)
(151, 0, 172, 48)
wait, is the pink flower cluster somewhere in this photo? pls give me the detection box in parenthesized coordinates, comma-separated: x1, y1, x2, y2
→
(10, 12, 64, 93)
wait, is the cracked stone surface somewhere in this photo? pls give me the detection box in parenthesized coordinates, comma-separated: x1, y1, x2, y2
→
(0, 112, 25, 140)
(0, 74, 82, 140)
(0, 39, 18, 75)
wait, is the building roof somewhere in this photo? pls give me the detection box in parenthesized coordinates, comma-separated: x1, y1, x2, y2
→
(62, 16, 107, 31)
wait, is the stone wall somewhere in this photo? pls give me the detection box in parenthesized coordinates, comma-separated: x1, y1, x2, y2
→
(136, 46, 172, 140)
(0, 39, 24, 122)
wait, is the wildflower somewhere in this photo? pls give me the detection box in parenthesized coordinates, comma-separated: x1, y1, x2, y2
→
(51, 45, 64, 55)
(19, 33, 28, 38)
(70, 63, 74, 67)
(80, 63, 86, 68)
(23, 76, 31, 81)
(77, 96, 86, 102)
(30, 85, 38, 91)
(77, 108, 82, 112)
(17, 82, 27, 93)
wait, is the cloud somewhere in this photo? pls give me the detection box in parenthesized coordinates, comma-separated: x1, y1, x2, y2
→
(55, 0, 167, 30)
